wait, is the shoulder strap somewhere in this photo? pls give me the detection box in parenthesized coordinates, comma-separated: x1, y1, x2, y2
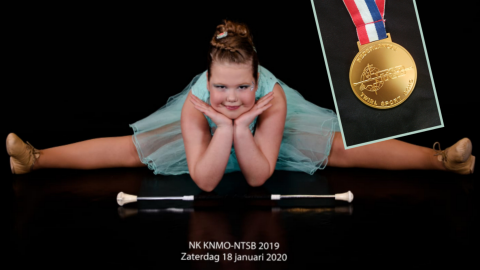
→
(191, 71, 209, 102)
(256, 66, 278, 100)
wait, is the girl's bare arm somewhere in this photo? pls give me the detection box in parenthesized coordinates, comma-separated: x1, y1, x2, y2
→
(181, 91, 233, 192)
(233, 84, 287, 186)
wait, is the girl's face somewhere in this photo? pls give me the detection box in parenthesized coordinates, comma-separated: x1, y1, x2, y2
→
(207, 62, 257, 120)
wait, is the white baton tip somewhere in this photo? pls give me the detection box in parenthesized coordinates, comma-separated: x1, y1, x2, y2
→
(271, 194, 281, 200)
(183, 195, 194, 201)
(334, 191, 354, 203)
(117, 192, 138, 206)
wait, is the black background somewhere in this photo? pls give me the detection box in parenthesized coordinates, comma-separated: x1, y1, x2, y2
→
(313, 0, 442, 147)
(4, 1, 477, 268)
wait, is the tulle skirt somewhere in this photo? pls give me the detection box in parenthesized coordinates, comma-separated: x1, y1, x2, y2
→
(130, 74, 340, 175)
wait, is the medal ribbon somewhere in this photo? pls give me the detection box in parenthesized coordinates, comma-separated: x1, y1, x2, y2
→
(343, 0, 387, 45)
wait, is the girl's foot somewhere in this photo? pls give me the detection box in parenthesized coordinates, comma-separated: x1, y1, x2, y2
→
(434, 138, 475, 175)
(6, 133, 40, 174)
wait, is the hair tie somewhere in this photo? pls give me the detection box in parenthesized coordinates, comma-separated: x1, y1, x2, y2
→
(216, 31, 228, 39)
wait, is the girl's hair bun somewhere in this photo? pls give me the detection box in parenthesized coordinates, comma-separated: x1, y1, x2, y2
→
(217, 20, 249, 39)
(208, 19, 259, 82)
(210, 19, 254, 52)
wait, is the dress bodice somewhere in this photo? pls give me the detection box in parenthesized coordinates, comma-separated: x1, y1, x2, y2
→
(191, 65, 279, 135)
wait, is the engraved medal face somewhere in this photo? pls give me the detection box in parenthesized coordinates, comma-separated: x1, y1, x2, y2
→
(349, 39, 417, 109)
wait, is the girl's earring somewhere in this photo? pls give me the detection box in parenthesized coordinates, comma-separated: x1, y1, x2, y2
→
(251, 81, 255, 91)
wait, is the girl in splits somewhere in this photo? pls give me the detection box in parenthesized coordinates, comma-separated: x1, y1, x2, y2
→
(6, 20, 474, 191)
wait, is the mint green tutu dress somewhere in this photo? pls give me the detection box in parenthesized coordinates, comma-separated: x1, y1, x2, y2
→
(130, 66, 340, 175)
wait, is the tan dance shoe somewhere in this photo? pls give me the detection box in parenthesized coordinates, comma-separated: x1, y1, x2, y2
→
(433, 138, 475, 175)
(6, 133, 40, 174)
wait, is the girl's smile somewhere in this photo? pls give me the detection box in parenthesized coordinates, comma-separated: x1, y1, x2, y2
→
(225, 105, 240, 110)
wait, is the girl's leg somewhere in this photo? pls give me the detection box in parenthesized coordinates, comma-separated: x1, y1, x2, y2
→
(328, 132, 445, 171)
(33, 135, 145, 170)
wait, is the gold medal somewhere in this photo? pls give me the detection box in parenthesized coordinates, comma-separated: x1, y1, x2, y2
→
(349, 34, 417, 109)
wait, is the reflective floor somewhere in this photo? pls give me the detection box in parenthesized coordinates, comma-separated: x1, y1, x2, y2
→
(8, 163, 476, 268)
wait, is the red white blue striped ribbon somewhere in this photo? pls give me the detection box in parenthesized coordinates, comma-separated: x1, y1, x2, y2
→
(343, 0, 387, 45)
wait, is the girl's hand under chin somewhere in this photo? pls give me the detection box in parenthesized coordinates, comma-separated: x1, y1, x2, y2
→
(190, 94, 233, 128)
(234, 92, 274, 128)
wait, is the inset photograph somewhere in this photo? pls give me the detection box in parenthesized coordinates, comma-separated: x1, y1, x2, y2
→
(311, 0, 443, 148)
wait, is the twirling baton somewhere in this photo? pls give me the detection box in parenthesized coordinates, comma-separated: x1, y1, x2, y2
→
(117, 191, 354, 206)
